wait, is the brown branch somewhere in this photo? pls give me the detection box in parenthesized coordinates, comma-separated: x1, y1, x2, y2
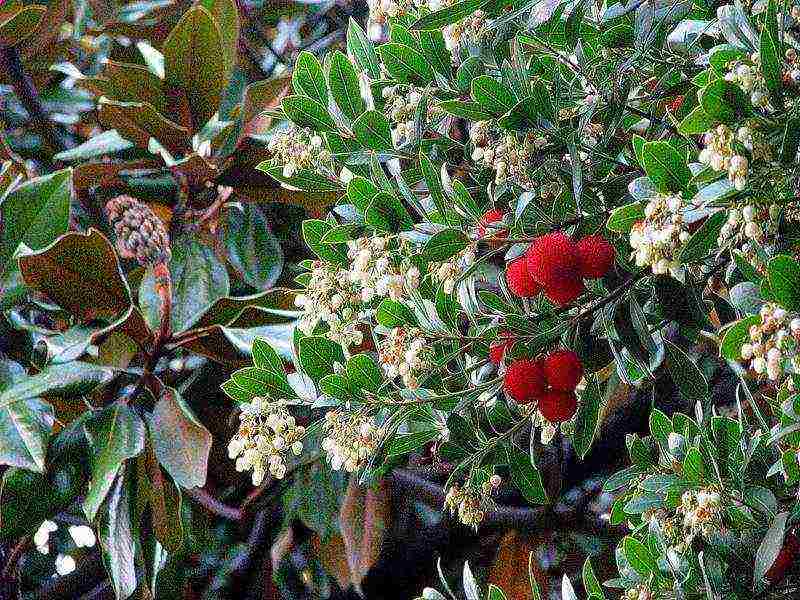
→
(184, 487, 243, 521)
(0, 46, 66, 156)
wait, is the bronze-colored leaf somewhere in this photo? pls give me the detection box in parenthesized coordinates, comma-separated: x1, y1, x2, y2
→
(338, 477, 390, 592)
(487, 532, 550, 600)
(98, 99, 190, 155)
(241, 77, 291, 139)
(141, 443, 184, 552)
(162, 6, 226, 132)
(19, 228, 132, 322)
(192, 288, 297, 330)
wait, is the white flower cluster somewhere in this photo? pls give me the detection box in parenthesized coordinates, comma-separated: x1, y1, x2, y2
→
(718, 203, 778, 248)
(677, 488, 723, 540)
(698, 124, 749, 190)
(346, 235, 419, 303)
(295, 236, 420, 347)
(365, 0, 415, 40)
(228, 398, 305, 485)
(379, 327, 431, 390)
(469, 122, 544, 187)
(740, 303, 800, 382)
(267, 125, 332, 178)
(444, 475, 501, 528)
(443, 10, 486, 53)
(725, 55, 769, 108)
(296, 260, 365, 347)
(430, 245, 476, 294)
(382, 85, 429, 146)
(321, 411, 381, 472)
(629, 193, 689, 276)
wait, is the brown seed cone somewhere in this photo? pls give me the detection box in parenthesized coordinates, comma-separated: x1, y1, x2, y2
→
(105, 195, 171, 266)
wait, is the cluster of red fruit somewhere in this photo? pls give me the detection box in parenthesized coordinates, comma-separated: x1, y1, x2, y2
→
(505, 231, 615, 306)
(502, 350, 584, 423)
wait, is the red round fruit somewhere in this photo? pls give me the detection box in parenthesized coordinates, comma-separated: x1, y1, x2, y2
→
(504, 359, 547, 404)
(506, 257, 542, 298)
(489, 331, 514, 365)
(543, 278, 585, 306)
(538, 390, 578, 423)
(525, 232, 582, 289)
(543, 350, 584, 392)
(477, 209, 507, 240)
(576, 235, 616, 279)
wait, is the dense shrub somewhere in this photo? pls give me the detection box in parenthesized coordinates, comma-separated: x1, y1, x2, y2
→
(4, 0, 800, 598)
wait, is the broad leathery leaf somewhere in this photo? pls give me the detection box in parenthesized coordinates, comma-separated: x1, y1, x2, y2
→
(150, 388, 211, 489)
(82, 403, 145, 521)
(19, 228, 132, 322)
(0, 169, 71, 276)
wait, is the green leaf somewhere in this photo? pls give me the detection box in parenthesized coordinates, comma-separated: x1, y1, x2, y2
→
(641, 141, 690, 193)
(329, 50, 364, 121)
(678, 106, 716, 136)
(377, 43, 434, 84)
(347, 354, 383, 393)
(98, 472, 137, 600)
(582, 558, 605, 599)
(347, 18, 380, 79)
(720, 315, 761, 360)
(700, 78, 749, 124)
(230, 365, 297, 400)
(223, 204, 284, 290)
(760, 0, 781, 94)
(163, 5, 226, 130)
(376, 298, 418, 327)
(0, 169, 71, 275)
(573, 376, 602, 459)
(507, 447, 547, 504)
(0, 5, 45, 46)
(293, 51, 329, 106)
(678, 210, 727, 264)
(252, 338, 285, 374)
(139, 237, 230, 333)
(83, 403, 145, 521)
(411, 0, 486, 29)
(0, 362, 116, 407)
(19, 228, 132, 322)
(606, 202, 645, 233)
(768, 255, 800, 311)
(385, 430, 439, 457)
(353, 110, 394, 151)
(487, 584, 508, 600)
(0, 360, 52, 473)
(282, 94, 337, 132)
(298, 336, 345, 383)
(683, 447, 705, 483)
(319, 374, 353, 401)
(302, 219, 349, 265)
(780, 117, 800, 164)
(366, 192, 414, 232)
(422, 228, 469, 261)
(664, 339, 708, 404)
(623, 536, 658, 577)
(205, 0, 240, 81)
(259, 164, 343, 192)
(438, 100, 493, 121)
(150, 388, 211, 489)
(419, 151, 450, 223)
(471, 76, 515, 115)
